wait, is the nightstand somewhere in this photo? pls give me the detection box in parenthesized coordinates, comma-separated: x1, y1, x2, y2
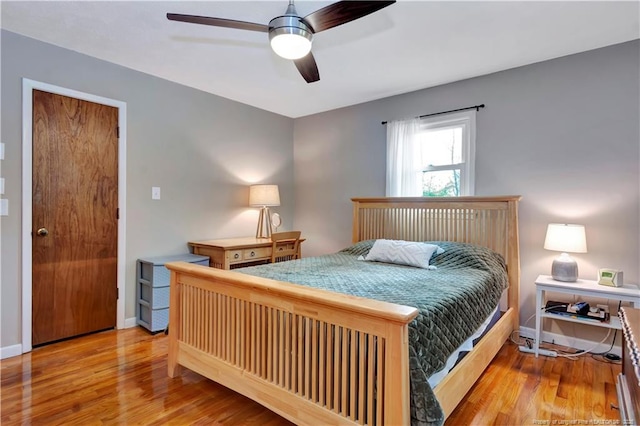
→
(532, 275, 640, 357)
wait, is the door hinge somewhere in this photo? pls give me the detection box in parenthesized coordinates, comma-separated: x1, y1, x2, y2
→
(116, 208, 119, 220)
(116, 287, 119, 300)
(116, 126, 120, 138)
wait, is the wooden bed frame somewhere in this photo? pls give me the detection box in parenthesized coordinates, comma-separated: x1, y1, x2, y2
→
(166, 196, 521, 425)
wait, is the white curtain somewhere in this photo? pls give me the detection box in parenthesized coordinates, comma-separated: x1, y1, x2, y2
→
(385, 118, 422, 196)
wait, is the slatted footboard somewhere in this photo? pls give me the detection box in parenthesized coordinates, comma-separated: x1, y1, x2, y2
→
(166, 263, 418, 425)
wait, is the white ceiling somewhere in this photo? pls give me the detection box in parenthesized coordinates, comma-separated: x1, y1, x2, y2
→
(1, 1, 638, 118)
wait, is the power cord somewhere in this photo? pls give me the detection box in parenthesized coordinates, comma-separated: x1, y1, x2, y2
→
(549, 328, 612, 359)
(590, 330, 618, 355)
(590, 300, 622, 357)
(511, 304, 569, 346)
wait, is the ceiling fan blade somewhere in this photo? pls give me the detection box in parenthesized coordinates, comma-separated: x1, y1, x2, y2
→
(167, 13, 269, 33)
(302, 1, 395, 33)
(294, 53, 320, 83)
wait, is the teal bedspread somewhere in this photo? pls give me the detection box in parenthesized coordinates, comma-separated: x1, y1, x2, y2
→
(237, 240, 508, 425)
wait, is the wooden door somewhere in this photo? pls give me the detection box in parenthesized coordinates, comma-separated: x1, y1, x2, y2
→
(32, 90, 118, 346)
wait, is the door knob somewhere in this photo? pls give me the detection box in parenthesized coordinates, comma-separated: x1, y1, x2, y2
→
(36, 227, 49, 237)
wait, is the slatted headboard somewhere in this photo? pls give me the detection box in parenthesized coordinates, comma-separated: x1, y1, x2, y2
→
(352, 196, 521, 330)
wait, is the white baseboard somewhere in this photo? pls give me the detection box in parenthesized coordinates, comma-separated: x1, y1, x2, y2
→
(519, 325, 621, 356)
(1, 344, 23, 359)
(3, 320, 138, 359)
(124, 317, 138, 329)
(0, 325, 622, 359)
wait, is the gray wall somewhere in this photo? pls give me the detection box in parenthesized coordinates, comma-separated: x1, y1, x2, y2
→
(293, 40, 640, 337)
(1, 30, 294, 348)
(2, 29, 638, 352)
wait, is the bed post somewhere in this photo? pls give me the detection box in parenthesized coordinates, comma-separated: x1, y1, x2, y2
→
(507, 199, 521, 331)
(167, 269, 182, 378)
(384, 322, 412, 424)
(352, 199, 361, 243)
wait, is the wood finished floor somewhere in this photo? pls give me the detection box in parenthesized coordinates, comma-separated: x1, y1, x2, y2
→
(1, 328, 622, 425)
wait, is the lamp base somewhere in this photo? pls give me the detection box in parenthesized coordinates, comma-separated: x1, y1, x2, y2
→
(255, 206, 273, 239)
(551, 253, 578, 282)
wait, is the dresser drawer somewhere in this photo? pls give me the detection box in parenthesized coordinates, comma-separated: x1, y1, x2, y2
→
(138, 302, 168, 333)
(138, 254, 209, 286)
(274, 243, 296, 253)
(243, 247, 270, 260)
(227, 250, 244, 263)
(140, 281, 169, 309)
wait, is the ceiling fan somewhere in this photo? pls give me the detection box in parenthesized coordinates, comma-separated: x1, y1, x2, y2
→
(167, 1, 395, 83)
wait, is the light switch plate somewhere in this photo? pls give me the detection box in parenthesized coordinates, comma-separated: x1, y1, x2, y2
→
(0, 143, 4, 160)
(152, 186, 161, 200)
(0, 199, 8, 216)
(0, 178, 4, 195)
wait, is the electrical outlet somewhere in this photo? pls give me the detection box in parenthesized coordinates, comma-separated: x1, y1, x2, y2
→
(0, 178, 4, 195)
(0, 199, 8, 216)
(0, 143, 4, 160)
(152, 187, 161, 200)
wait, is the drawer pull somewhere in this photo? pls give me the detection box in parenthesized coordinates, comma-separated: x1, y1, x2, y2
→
(250, 251, 256, 257)
(234, 253, 240, 259)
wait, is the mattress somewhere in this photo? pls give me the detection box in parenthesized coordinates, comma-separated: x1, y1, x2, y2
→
(428, 304, 500, 388)
(238, 240, 509, 426)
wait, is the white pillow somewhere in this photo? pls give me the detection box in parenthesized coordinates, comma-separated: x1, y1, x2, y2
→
(364, 239, 444, 269)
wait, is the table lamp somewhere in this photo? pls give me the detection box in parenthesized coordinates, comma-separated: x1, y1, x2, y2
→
(249, 184, 280, 238)
(543, 223, 587, 282)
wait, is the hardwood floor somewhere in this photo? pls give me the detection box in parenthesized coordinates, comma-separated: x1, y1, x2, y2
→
(446, 342, 621, 425)
(1, 328, 622, 425)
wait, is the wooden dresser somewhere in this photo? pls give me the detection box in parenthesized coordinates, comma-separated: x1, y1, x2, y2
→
(618, 307, 640, 424)
(189, 236, 304, 270)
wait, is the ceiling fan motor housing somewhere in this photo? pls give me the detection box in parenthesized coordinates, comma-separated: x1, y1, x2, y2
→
(269, 15, 313, 38)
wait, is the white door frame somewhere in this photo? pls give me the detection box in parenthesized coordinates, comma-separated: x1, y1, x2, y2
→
(21, 79, 127, 353)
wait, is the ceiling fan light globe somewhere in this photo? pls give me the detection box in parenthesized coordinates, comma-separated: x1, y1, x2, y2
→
(270, 29, 312, 60)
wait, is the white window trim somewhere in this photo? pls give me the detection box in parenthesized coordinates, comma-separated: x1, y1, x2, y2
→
(419, 110, 476, 196)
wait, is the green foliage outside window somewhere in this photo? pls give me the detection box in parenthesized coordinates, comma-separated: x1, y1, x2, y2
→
(422, 169, 460, 197)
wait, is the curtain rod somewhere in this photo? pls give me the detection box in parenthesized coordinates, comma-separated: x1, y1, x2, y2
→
(381, 104, 485, 125)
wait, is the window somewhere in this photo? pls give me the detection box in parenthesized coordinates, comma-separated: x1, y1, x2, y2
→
(417, 111, 476, 196)
(385, 110, 476, 197)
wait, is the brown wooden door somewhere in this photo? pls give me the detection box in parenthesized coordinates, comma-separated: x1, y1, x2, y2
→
(32, 90, 119, 346)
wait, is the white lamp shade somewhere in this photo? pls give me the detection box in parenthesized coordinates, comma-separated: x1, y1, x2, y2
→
(249, 185, 280, 207)
(270, 33, 312, 60)
(543, 223, 587, 253)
